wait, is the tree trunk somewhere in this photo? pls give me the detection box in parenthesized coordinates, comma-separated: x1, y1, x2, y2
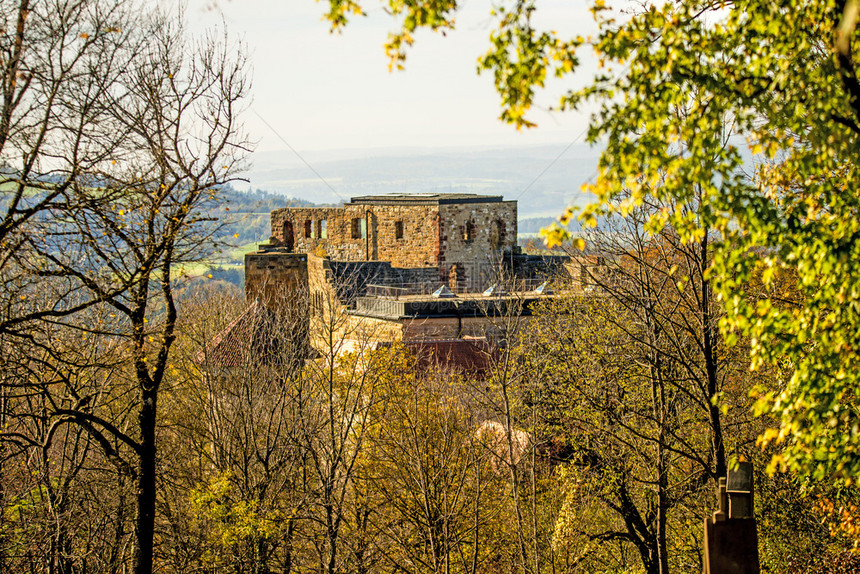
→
(325, 503, 339, 574)
(255, 538, 270, 574)
(51, 496, 74, 574)
(108, 473, 128, 574)
(651, 360, 670, 574)
(656, 436, 670, 574)
(133, 389, 157, 574)
(471, 462, 480, 574)
(0, 388, 6, 574)
(282, 517, 295, 574)
(501, 368, 530, 573)
(700, 234, 726, 480)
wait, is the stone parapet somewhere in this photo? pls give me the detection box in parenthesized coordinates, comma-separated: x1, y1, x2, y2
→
(244, 250, 308, 309)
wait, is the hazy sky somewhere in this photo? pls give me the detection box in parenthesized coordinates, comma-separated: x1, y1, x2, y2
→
(184, 0, 597, 154)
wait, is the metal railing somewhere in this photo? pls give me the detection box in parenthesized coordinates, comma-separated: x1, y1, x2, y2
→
(364, 277, 552, 299)
(365, 283, 437, 298)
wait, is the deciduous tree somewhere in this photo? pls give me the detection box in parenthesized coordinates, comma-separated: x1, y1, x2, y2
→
(527, 197, 760, 572)
(0, 2, 249, 573)
(321, 0, 860, 480)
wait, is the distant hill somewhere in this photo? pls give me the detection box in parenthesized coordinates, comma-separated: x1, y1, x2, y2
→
(212, 187, 318, 246)
(238, 143, 601, 218)
(518, 216, 583, 234)
(186, 187, 317, 287)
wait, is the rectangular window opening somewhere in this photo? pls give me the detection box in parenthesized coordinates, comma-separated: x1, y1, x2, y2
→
(318, 219, 327, 239)
(394, 220, 404, 240)
(351, 217, 367, 239)
(304, 220, 312, 238)
(463, 220, 474, 242)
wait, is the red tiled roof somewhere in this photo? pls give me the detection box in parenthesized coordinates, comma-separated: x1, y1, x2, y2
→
(195, 299, 287, 367)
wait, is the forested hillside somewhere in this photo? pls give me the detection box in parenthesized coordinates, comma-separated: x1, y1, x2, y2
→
(214, 187, 319, 245)
(180, 187, 319, 288)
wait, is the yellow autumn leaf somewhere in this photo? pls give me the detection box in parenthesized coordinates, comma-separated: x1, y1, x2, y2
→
(759, 427, 781, 446)
(540, 223, 570, 248)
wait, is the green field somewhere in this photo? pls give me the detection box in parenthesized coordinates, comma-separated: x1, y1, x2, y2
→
(228, 241, 259, 262)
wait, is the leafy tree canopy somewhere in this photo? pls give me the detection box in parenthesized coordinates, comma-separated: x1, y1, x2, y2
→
(323, 0, 860, 480)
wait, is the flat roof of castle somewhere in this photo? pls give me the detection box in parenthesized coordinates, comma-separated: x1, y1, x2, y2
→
(348, 193, 505, 206)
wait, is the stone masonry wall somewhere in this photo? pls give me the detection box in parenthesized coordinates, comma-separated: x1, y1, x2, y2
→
(264, 196, 533, 294)
(245, 251, 308, 307)
(437, 201, 517, 290)
(270, 204, 441, 268)
(270, 199, 516, 283)
(271, 206, 363, 260)
(244, 252, 310, 350)
(364, 204, 440, 267)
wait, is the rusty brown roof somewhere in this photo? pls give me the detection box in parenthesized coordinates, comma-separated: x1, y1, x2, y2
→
(195, 299, 286, 367)
(401, 338, 498, 377)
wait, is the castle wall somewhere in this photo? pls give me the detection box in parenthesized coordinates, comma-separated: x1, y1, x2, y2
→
(244, 251, 308, 308)
(342, 314, 516, 343)
(270, 204, 441, 268)
(244, 251, 310, 352)
(271, 206, 365, 260)
(306, 254, 354, 352)
(365, 204, 441, 267)
(437, 200, 517, 290)
(269, 197, 517, 286)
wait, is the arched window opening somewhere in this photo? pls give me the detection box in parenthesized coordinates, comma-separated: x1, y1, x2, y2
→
(490, 220, 504, 249)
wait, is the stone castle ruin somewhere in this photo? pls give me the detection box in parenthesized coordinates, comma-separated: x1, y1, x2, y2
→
(244, 193, 571, 350)
(265, 193, 517, 288)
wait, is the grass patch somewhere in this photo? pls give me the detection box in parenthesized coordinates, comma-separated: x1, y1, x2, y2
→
(227, 241, 259, 262)
(177, 261, 244, 278)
